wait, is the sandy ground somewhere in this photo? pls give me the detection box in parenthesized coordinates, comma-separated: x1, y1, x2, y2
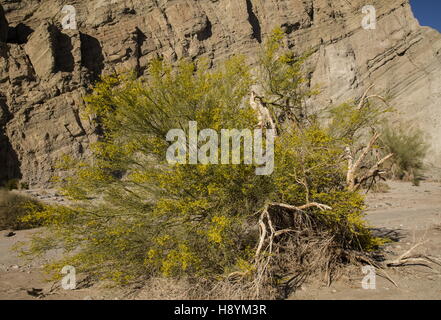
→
(294, 181, 441, 300)
(0, 228, 130, 300)
(1, 181, 441, 300)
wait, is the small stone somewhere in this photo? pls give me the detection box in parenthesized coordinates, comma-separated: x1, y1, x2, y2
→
(27, 288, 44, 297)
(4, 232, 16, 237)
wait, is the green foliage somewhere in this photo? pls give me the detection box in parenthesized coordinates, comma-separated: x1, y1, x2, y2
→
(21, 31, 380, 286)
(328, 101, 392, 144)
(325, 90, 398, 193)
(20, 182, 29, 190)
(256, 27, 319, 130)
(380, 125, 429, 185)
(0, 189, 43, 230)
(273, 125, 377, 249)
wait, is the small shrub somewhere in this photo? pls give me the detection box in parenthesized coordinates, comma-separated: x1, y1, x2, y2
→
(4, 179, 20, 191)
(380, 125, 428, 185)
(0, 189, 43, 230)
(370, 182, 390, 194)
(20, 182, 29, 190)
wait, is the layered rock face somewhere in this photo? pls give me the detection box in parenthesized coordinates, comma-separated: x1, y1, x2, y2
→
(0, 0, 440, 186)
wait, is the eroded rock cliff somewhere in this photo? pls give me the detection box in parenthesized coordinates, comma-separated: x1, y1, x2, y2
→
(0, 0, 440, 186)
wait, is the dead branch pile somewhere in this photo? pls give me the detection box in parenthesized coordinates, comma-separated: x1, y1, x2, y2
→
(238, 202, 359, 299)
(385, 241, 441, 269)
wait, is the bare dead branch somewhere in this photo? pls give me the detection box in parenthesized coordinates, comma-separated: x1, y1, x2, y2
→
(355, 153, 394, 190)
(356, 84, 375, 109)
(269, 202, 332, 212)
(384, 241, 441, 268)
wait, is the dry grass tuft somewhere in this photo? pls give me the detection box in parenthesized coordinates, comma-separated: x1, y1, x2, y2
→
(370, 182, 391, 194)
(0, 189, 42, 231)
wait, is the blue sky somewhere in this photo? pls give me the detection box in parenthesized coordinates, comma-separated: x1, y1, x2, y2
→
(410, 0, 441, 32)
